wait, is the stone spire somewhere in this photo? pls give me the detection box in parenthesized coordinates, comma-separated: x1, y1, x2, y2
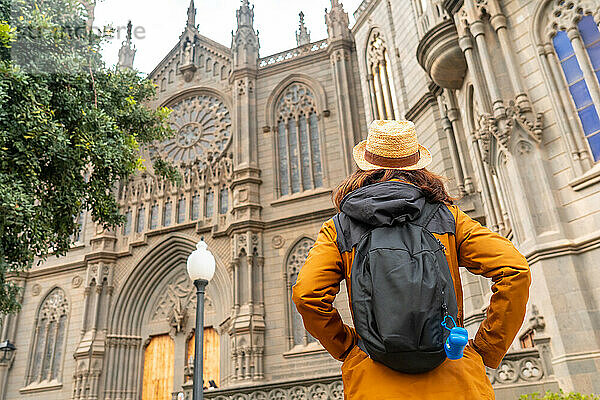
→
(117, 20, 136, 70)
(296, 11, 311, 46)
(325, 0, 351, 42)
(232, 0, 259, 68)
(187, 0, 196, 29)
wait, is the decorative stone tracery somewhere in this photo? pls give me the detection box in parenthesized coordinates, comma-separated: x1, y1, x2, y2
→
(285, 238, 316, 348)
(275, 83, 324, 195)
(25, 288, 69, 386)
(150, 94, 232, 166)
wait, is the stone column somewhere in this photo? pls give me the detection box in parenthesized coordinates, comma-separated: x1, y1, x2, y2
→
(326, 0, 363, 175)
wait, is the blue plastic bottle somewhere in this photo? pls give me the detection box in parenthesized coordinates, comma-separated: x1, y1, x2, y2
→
(442, 315, 468, 360)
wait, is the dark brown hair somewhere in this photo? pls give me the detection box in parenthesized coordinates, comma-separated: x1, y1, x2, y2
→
(333, 169, 456, 211)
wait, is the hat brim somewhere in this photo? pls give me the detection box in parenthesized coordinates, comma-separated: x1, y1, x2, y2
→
(352, 140, 433, 171)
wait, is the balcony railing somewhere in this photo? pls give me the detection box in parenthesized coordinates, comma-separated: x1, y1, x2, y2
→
(174, 374, 342, 400)
(258, 40, 329, 69)
(171, 345, 558, 399)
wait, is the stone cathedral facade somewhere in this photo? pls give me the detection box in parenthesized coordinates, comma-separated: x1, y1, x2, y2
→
(1, 0, 600, 399)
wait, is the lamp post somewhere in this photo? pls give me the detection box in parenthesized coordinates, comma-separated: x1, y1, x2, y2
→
(187, 240, 215, 400)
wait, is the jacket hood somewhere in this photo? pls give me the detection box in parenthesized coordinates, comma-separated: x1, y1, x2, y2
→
(339, 181, 426, 226)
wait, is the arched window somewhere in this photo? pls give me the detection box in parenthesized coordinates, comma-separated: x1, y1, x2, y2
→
(26, 288, 69, 386)
(205, 188, 214, 218)
(191, 192, 200, 220)
(72, 210, 85, 243)
(163, 199, 172, 227)
(123, 208, 132, 235)
(366, 30, 397, 121)
(275, 83, 324, 196)
(553, 14, 600, 161)
(177, 195, 186, 224)
(136, 204, 145, 233)
(160, 78, 166, 92)
(286, 238, 317, 348)
(150, 202, 159, 230)
(219, 187, 228, 215)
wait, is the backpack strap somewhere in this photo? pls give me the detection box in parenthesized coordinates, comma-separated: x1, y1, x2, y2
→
(415, 202, 442, 230)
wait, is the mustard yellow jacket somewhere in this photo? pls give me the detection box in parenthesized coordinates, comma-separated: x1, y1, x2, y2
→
(292, 184, 531, 400)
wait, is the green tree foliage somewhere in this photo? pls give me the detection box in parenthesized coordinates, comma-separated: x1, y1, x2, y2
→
(520, 391, 600, 400)
(0, 0, 175, 313)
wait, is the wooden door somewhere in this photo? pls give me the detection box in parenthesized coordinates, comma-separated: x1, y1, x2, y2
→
(142, 334, 174, 400)
(187, 327, 220, 387)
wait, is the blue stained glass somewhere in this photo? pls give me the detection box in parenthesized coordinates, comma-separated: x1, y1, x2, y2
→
(579, 105, 600, 136)
(588, 132, 600, 161)
(309, 113, 323, 188)
(587, 42, 600, 70)
(278, 121, 289, 196)
(298, 115, 311, 190)
(578, 16, 600, 45)
(569, 80, 594, 109)
(288, 119, 301, 194)
(561, 56, 584, 84)
(553, 30, 574, 60)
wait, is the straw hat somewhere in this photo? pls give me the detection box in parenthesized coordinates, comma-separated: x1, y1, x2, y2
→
(352, 120, 432, 171)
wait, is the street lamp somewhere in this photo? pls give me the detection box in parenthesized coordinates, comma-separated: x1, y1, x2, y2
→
(187, 240, 215, 400)
(0, 340, 16, 362)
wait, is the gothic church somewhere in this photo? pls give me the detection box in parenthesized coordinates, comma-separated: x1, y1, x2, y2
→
(2, 0, 600, 399)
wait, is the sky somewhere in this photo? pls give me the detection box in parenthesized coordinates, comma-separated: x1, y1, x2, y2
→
(95, 0, 365, 74)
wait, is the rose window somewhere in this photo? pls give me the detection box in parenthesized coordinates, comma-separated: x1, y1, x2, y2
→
(151, 94, 232, 164)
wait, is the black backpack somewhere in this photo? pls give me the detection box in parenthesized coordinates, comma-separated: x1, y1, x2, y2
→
(347, 202, 459, 374)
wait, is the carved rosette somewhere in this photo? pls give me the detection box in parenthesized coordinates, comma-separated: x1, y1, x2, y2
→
(150, 94, 232, 167)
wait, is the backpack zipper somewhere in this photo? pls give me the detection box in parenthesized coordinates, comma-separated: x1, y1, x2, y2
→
(435, 237, 446, 252)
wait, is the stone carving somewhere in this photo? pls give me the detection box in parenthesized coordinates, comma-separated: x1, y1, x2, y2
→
(72, 275, 83, 288)
(277, 84, 318, 118)
(31, 283, 41, 296)
(486, 350, 546, 385)
(150, 94, 232, 166)
(287, 238, 313, 279)
(271, 235, 285, 249)
(545, 0, 600, 39)
(152, 274, 196, 329)
(201, 380, 344, 400)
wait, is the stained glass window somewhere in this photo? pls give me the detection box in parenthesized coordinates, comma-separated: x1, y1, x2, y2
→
(124, 209, 132, 235)
(192, 192, 200, 220)
(26, 288, 69, 385)
(163, 200, 172, 227)
(136, 205, 145, 233)
(219, 187, 228, 215)
(299, 115, 311, 191)
(286, 238, 317, 347)
(275, 84, 324, 197)
(553, 16, 600, 161)
(177, 196, 186, 224)
(206, 189, 214, 218)
(73, 210, 84, 243)
(278, 120, 290, 196)
(150, 203, 159, 230)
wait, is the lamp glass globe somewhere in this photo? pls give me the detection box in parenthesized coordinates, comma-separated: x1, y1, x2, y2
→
(187, 241, 216, 281)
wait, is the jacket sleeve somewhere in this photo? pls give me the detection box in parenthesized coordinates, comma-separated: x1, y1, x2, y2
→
(292, 218, 357, 361)
(451, 205, 531, 368)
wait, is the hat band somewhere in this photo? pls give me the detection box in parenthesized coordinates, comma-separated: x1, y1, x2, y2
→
(364, 149, 421, 168)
